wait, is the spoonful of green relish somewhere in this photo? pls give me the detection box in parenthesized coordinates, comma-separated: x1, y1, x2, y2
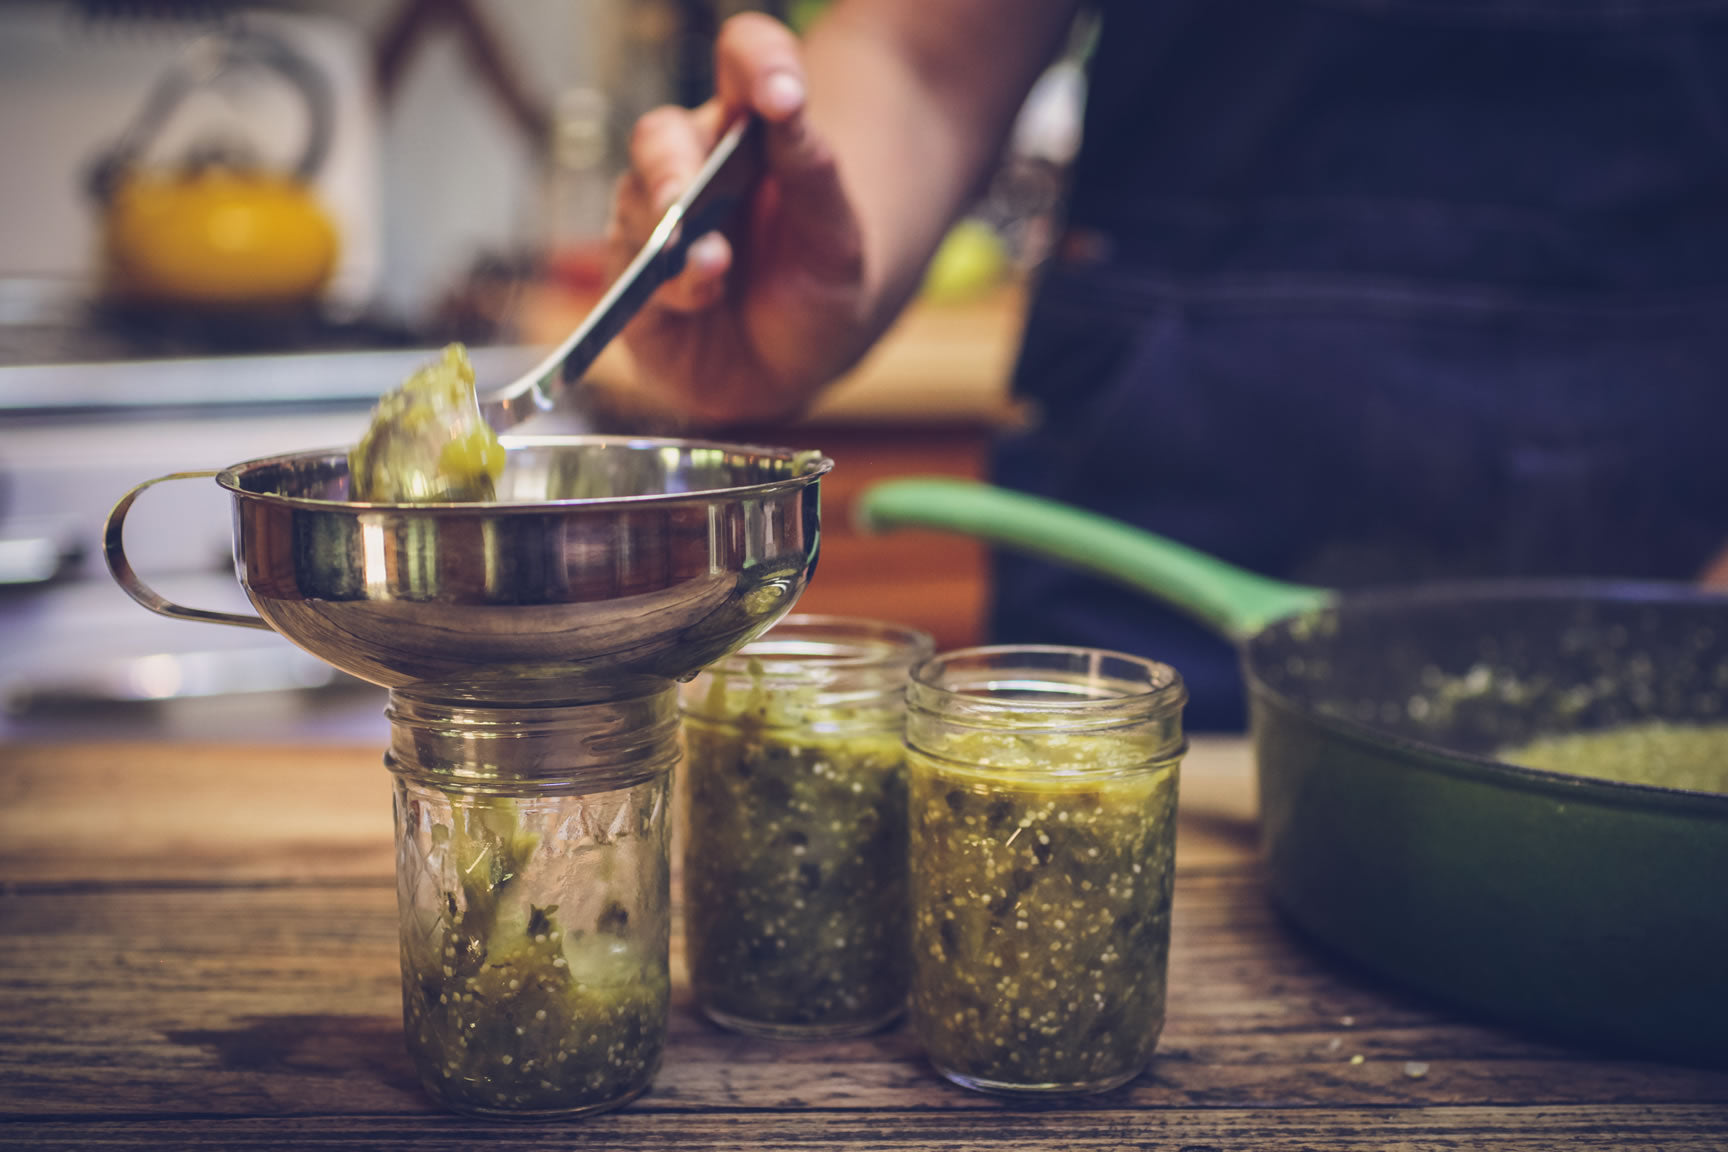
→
(348, 343, 506, 503)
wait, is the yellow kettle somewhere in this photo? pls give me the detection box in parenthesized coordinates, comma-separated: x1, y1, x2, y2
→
(91, 28, 340, 307)
(102, 165, 337, 305)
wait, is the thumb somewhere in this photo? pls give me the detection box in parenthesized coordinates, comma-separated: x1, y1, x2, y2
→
(714, 13, 808, 123)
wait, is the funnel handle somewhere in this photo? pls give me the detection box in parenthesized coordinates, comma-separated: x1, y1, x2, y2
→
(104, 471, 273, 631)
(855, 477, 1330, 640)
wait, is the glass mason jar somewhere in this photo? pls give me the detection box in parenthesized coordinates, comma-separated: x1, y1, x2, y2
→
(903, 645, 1186, 1096)
(387, 690, 676, 1119)
(679, 615, 935, 1038)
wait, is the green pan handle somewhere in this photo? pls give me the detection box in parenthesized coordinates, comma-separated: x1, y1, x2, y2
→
(855, 477, 1329, 641)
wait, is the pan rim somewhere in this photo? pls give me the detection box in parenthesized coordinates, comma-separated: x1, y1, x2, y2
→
(1242, 576, 1728, 813)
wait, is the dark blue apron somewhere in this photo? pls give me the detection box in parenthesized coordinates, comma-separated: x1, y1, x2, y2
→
(992, 0, 1728, 729)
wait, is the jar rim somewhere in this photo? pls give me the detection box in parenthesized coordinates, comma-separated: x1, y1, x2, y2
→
(908, 644, 1187, 717)
(711, 614, 935, 675)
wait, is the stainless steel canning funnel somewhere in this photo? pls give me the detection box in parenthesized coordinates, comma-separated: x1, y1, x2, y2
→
(105, 436, 832, 703)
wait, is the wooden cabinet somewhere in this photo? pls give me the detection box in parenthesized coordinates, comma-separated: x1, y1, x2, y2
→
(748, 423, 994, 653)
(737, 287, 1027, 653)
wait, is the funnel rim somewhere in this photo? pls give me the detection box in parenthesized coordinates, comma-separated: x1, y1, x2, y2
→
(214, 435, 833, 511)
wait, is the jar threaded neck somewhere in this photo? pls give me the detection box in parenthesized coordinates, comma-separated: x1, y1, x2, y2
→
(385, 688, 679, 793)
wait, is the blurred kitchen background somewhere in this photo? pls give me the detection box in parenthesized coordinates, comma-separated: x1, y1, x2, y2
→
(0, 0, 1083, 743)
(1, 0, 767, 355)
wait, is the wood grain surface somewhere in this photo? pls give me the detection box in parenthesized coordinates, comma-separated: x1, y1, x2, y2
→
(2, 738, 1725, 1150)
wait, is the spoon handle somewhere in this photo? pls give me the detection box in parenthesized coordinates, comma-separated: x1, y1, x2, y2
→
(481, 114, 766, 431)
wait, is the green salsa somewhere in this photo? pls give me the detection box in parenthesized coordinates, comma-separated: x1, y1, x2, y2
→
(349, 343, 505, 503)
(1498, 720, 1728, 794)
(400, 796, 667, 1116)
(907, 737, 1179, 1093)
(682, 708, 910, 1035)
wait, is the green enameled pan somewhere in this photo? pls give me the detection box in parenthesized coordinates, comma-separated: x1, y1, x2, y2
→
(858, 477, 1728, 1065)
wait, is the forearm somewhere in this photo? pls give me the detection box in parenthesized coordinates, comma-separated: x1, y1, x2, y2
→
(801, 0, 1082, 338)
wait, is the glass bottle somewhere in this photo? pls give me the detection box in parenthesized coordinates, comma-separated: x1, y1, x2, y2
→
(388, 690, 677, 1119)
(903, 645, 1187, 1096)
(679, 614, 935, 1037)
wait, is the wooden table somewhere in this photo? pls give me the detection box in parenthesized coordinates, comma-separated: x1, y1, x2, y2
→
(4, 738, 1726, 1149)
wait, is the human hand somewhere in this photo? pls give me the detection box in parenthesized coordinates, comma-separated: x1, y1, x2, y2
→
(610, 13, 866, 425)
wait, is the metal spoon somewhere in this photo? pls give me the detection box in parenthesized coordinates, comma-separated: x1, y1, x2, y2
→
(479, 114, 765, 432)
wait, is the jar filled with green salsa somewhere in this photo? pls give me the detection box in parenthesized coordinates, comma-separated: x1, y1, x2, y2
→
(904, 645, 1186, 1096)
(388, 691, 676, 1119)
(680, 615, 934, 1038)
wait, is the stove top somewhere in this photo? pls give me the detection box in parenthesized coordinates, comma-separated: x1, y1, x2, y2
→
(0, 276, 433, 365)
(0, 327, 545, 419)
(0, 332, 555, 743)
(0, 300, 422, 369)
